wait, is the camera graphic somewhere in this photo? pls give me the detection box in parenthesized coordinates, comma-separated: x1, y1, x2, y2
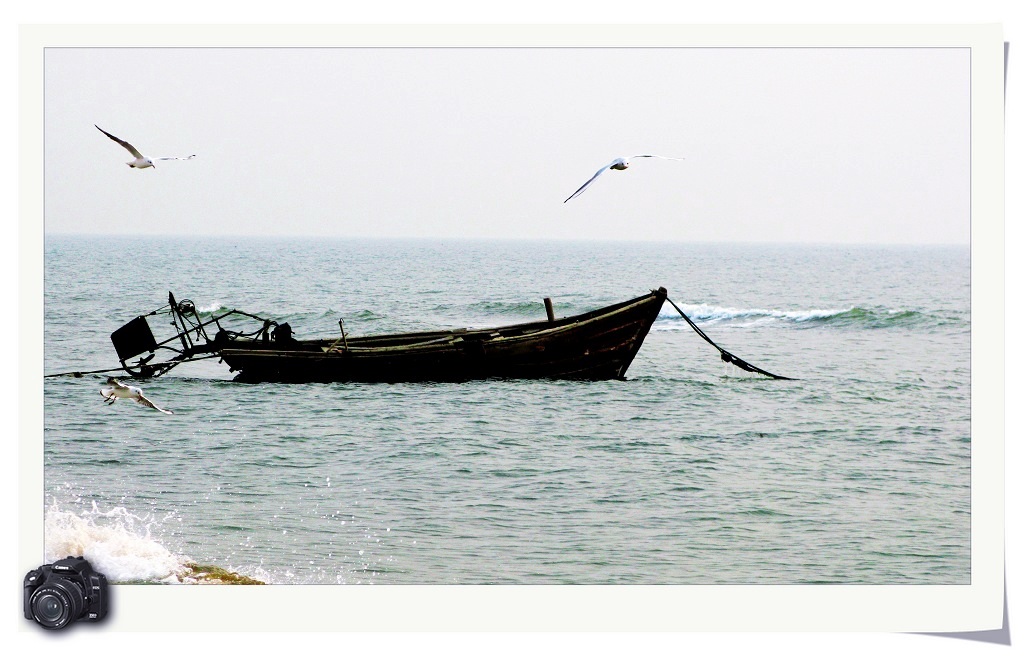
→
(24, 557, 108, 630)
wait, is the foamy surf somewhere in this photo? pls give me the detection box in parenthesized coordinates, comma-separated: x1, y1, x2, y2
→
(196, 301, 226, 314)
(43, 502, 265, 584)
(651, 303, 953, 330)
(655, 303, 854, 327)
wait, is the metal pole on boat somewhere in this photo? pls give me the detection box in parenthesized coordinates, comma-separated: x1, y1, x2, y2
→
(328, 319, 348, 353)
(544, 297, 555, 323)
(168, 292, 193, 352)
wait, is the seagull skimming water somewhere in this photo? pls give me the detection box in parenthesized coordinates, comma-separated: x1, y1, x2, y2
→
(101, 378, 173, 414)
(95, 125, 195, 169)
(563, 154, 685, 203)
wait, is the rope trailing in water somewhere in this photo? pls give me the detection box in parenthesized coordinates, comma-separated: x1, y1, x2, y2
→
(665, 295, 795, 381)
(44, 353, 224, 379)
(44, 366, 127, 378)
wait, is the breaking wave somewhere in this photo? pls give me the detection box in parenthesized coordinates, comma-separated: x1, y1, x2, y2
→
(196, 302, 227, 315)
(654, 303, 966, 330)
(44, 501, 191, 583)
(43, 501, 266, 584)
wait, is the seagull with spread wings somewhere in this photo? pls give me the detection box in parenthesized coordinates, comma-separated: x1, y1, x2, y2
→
(563, 154, 685, 203)
(101, 378, 173, 414)
(95, 125, 195, 169)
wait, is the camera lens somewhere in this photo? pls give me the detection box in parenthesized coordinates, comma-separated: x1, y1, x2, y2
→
(30, 580, 85, 630)
(33, 592, 68, 624)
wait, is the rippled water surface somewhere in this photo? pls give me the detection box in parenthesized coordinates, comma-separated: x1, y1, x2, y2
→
(42, 236, 970, 584)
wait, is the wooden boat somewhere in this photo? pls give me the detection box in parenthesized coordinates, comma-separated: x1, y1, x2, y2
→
(108, 288, 669, 383)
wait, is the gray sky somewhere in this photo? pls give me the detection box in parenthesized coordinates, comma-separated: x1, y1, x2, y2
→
(44, 46, 970, 244)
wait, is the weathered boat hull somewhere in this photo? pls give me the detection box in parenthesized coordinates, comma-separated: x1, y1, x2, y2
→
(219, 288, 667, 383)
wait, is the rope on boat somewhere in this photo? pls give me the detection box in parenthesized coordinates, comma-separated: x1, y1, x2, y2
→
(665, 295, 795, 381)
(44, 354, 224, 379)
(44, 366, 127, 378)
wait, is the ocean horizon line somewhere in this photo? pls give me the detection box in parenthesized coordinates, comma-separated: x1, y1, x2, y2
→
(42, 232, 971, 249)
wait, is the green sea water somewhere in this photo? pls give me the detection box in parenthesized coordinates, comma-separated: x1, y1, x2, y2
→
(41, 236, 970, 584)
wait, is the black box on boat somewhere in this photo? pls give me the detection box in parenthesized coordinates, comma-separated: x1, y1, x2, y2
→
(111, 316, 158, 361)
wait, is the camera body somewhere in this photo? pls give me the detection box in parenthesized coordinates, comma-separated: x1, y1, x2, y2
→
(24, 557, 108, 630)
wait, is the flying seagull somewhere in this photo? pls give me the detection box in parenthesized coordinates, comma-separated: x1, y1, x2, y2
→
(101, 377, 173, 414)
(563, 154, 685, 203)
(95, 125, 195, 169)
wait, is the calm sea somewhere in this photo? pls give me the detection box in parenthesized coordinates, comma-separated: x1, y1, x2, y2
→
(40, 236, 970, 584)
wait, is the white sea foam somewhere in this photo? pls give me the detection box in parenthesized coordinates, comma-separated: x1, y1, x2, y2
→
(656, 303, 853, 327)
(44, 501, 191, 583)
(197, 301, 226, 314)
